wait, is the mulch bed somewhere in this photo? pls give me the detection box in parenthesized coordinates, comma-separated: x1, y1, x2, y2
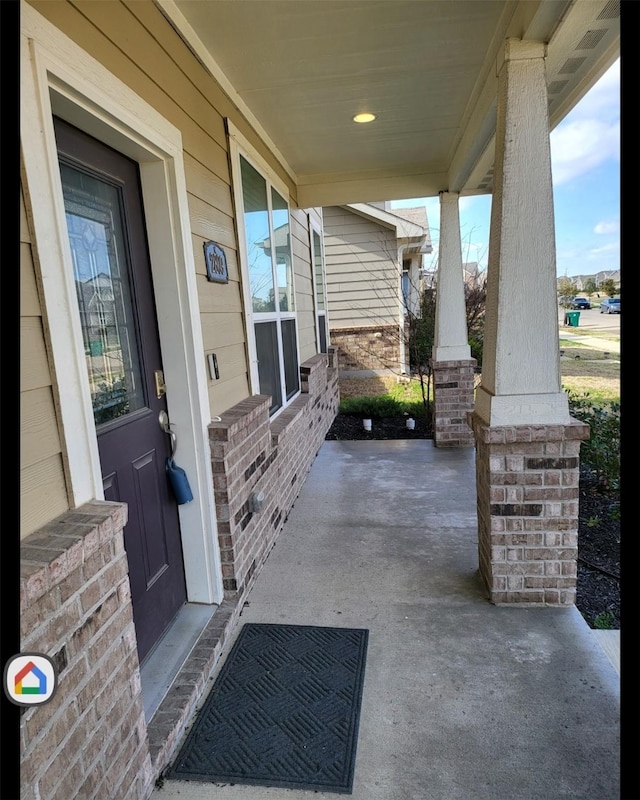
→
(325, 413, 432, 441)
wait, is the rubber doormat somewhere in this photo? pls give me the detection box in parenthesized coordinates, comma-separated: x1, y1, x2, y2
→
(168, 623, 369, 794)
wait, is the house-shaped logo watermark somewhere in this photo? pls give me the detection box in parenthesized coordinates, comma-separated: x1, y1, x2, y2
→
(15, 661, 47, 695)
(4, 653, 57, 706)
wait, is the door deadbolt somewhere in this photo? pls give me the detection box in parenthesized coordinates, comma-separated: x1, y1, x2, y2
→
(154, 370, 166, 398)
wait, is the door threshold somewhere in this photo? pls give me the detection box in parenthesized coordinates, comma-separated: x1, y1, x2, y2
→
(140, 602, 218, 721)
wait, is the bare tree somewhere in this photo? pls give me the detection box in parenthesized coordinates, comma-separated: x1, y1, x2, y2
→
(557, 276, 578, 304)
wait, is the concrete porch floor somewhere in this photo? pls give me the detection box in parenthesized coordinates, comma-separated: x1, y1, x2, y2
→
(152, 440, 620, 800)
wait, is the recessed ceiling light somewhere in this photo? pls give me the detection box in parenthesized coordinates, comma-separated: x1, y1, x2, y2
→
(353, 113, 376, 123)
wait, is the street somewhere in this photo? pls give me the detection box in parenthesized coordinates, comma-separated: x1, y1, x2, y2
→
(558, 305, 620, 333)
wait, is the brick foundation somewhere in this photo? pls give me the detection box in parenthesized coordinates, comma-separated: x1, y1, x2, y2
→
(209, 349, 340, 600)
(20, 501, 154, 800)
(329, 325, 403, 372)
(432, 359, 476, 447)
(468, 413, 590, 605)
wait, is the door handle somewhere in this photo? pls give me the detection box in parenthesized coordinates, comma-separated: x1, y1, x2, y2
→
(158, 410, 177, 459)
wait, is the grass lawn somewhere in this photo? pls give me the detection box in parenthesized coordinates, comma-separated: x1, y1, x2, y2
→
(558, 338, 620, 405)
(338, 328, 620, 408)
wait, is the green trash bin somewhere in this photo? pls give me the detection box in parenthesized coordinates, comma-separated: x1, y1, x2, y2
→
(565, 311, 580, 327)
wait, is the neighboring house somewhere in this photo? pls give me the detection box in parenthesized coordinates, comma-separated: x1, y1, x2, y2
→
(556, 270, 621, 293)
(421, 260, 485, 292)
(463, 261, 485, 288)
(594, 270, 621, 289)
(577, 270, 621, 291)
(323, 203, 431, 375)
(16, 2, 618, 800)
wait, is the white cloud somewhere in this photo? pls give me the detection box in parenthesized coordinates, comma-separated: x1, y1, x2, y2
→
(594, 220, 619, 235)
(587, 242, 619, 259)
(550, 59, 620, 186)
(551, 119, 619, 185)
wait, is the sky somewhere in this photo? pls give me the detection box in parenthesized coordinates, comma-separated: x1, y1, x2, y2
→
(391, 58, 620, 279)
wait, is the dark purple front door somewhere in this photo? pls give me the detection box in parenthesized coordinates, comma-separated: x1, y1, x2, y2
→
(54, 118, 187, 664)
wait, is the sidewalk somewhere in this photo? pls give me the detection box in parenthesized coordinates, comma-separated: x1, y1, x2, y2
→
(153, 440, 620, 800)
(559, 329, 620, 354)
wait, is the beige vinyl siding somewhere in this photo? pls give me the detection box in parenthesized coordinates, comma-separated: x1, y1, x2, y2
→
(25, 0, 320, 427)
(323, 206, 399, 328)
(25, 0, 317, 422)
(28, 0, 251, 416)
(20, 187, 70, 538)
(29, 0, 295, 196)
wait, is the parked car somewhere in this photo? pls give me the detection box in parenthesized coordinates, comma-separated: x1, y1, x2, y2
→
(570, 297, 591, 309)
(599, 297, 620, 314)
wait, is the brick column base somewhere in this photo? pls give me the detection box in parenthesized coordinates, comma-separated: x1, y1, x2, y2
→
(432, 359, 477, 447)
(467, 413, 590, 605)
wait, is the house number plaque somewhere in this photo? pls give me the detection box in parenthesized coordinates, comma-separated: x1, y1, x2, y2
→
(204, 241, 228, 283)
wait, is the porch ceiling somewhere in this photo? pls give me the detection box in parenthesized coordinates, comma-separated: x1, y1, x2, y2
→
(159, 0, 619, 207)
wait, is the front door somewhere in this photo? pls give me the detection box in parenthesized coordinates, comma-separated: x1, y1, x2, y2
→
(54, 118, 187, 664)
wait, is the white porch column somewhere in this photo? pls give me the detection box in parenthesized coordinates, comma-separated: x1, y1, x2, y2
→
(468, 39, 587, 607)
(431, 191, 475, 447)
(433, 191, 471, 362)
(475, 39, 570, 426)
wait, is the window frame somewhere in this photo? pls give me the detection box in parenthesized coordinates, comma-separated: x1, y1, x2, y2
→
(228, 122, 301, 416)
(310, 219, 330, 354)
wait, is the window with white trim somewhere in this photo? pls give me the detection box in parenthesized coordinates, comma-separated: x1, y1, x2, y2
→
(236, 152, 300, 414)
(311, 226, 328, 353)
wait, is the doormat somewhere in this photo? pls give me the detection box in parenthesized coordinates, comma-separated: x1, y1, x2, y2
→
(168, 622, 369, 794)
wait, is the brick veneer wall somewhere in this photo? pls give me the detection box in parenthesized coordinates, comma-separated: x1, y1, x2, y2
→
(329, 325, 402, 372)
(468, 413, 590, 605)
(432, 359, 477, 447)
(209, 348, 340, 600)
(20, 501, 153, 800)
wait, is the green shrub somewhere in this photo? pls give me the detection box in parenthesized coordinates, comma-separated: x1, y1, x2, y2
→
(339, 395, 404, 418)
(468, 335, 484, 368)
(566, 390, 620, 491)
(402, 400, 430, 419)
(593, 611, 615, 630)
(339, 394, 431, 419)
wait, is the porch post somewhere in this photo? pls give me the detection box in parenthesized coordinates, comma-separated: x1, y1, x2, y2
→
(431, 191, 476, 447)
(468, 39, 589, 605)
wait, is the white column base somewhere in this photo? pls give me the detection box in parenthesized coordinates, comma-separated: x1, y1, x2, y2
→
(433, 343, 472, 362)
(475, 386, 571, 426)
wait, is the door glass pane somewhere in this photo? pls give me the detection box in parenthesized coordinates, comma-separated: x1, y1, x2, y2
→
(240, 156, 275, 312)
(271, 188, 294, 312)
(255, 321, 282, 414)
(281, 319, 299, 401)
(60, 163, 146, 426)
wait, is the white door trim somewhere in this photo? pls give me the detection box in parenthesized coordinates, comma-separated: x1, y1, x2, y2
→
(20, 2, 223, 604)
